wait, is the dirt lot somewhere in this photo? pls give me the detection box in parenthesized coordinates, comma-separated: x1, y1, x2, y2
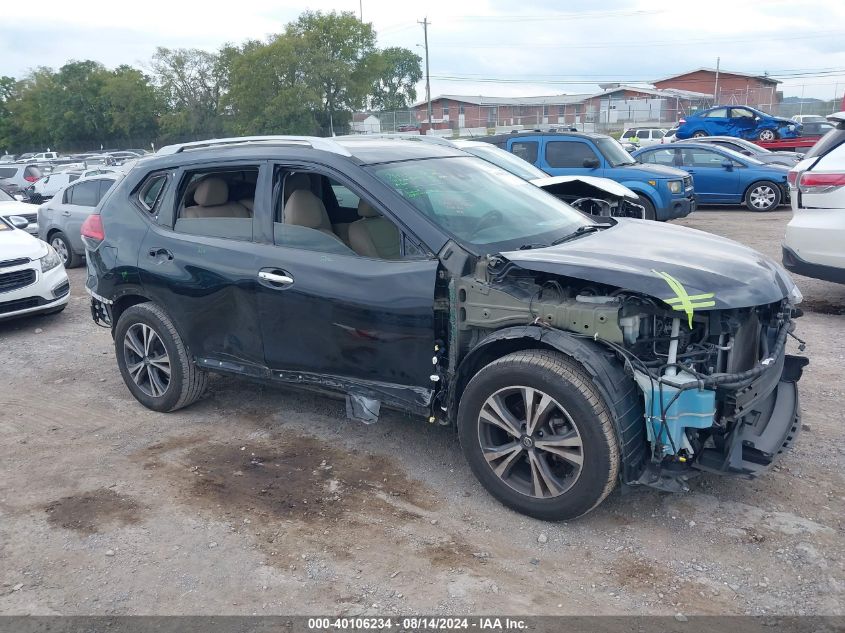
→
(1, 209, 843, 616)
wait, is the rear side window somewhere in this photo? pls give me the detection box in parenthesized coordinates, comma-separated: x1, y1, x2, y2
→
(804, 125, 845, 159)
(705, 108, 728, 118)
(511, 141, 538, 164)
(98, 179, 115, 202)
(137, 174, 167, 213)
(0, 167, 16, 178)
(69, 174, 80, 182)
(65, 180, 99, 206)
(545, 141, 599, 168)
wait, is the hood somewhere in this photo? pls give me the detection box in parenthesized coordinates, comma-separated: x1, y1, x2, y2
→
(501, 218, 796, 309)
(0, 226, 47, 261)
(624, 161, 689, 179)
(530, 175, 638, 199)
(0, 200, 36, 217)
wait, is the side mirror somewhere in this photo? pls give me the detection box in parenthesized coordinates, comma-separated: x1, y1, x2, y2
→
(583, 158, 600, 169)
(721, 160, 734, 170)
(8, 215, 29, 229)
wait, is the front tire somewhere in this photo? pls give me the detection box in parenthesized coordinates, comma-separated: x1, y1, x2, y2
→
(114, 302, 208, 412)
(635, 195, 657, 221)
(50, 231, 81, 268)
(745, 181, 782, 212)
(691, 131, 708, 138)
(758, 129, 778, 142)
(458, 350, 620, 521)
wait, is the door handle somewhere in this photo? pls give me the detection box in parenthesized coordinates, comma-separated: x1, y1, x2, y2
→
(61, 211, 71, 217)
(258, 270, 294, 286)
(148, 247, 174, 261)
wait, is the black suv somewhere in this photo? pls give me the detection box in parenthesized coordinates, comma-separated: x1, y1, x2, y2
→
(84, 135, 807, 520)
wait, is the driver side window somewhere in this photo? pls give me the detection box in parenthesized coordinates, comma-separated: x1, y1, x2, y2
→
(271, 166, 426, 261)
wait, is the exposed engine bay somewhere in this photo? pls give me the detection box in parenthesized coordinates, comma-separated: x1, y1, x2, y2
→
(447, 254, 807, 491)
(532, 176, 646, 219)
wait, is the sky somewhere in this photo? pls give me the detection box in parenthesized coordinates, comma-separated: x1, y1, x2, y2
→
(2, 0, 845, 103)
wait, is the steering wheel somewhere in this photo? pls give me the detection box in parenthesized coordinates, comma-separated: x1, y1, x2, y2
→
(472, 210, 504, 236)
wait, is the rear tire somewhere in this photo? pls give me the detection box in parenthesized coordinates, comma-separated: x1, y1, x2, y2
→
(635, 195, 657, 221)
(744, 181, 782, 212)
(114, 302, 208, 412)
(458, 350, 620, 521)
(50, 232, 81, 269)
(691, 131, 708, 138)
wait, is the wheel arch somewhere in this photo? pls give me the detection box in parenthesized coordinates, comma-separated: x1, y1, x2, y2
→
(111, 292, 155, 331)
(449, 326, 648, 484)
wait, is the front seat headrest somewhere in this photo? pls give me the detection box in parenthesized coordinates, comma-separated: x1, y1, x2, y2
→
(285, 190, 329, 229)
(194, 178, 229, 206)
(358, 199, 381, 218)
(285, 173, 311, 194)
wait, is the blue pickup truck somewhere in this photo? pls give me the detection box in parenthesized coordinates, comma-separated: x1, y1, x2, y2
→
(481, 132, 695, 221)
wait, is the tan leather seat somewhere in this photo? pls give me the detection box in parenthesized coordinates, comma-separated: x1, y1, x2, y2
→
(284, 189, 342, 241)
(283, 173, 313, 204)
(182, 178, 250, 218)
(238, 198, 254, 211)
(348, 200, 401, 259)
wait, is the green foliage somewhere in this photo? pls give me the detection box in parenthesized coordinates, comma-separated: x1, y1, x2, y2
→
(0, 10, 423, 152)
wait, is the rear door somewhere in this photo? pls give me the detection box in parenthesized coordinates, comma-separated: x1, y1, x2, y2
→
(539, 138, 604, 176)
(678, 148, 740, 203)
(138, 161, 267, 372)
(701, 107, 729, 135)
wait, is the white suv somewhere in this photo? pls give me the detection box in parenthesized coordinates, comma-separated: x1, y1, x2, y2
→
(783, 112, 845, 284)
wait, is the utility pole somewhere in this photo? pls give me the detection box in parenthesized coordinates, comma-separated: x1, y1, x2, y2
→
(713, 56, 720, 105)
(418, 17, 432, 128)
(359, 0, 362, 21)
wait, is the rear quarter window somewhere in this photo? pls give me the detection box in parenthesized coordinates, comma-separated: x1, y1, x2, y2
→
(0, 167, 17, 178)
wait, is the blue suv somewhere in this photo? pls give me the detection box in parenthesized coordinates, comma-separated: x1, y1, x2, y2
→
(482, 132, 694, 221)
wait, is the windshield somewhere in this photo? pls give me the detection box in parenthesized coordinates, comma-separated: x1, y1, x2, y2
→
(460, 144, 548, 180)
(372, 156, 591, 252)
(0, 188, 13, 202)
(595, 137, 636, 166)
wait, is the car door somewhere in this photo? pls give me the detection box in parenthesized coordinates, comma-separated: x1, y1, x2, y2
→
(138, 161, 268, 373)
(701, 107, 729, 135)
(540, 138, 604, 176)
(728, 107, 758, 138)
(678, 148, 740, 203)
(250, 162, 439, 413)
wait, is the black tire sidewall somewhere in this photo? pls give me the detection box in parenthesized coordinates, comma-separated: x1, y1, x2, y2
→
(114, 304, 186, 412)
(458, 353, 616, 521)
(636, 195, 657, 221)
(745, 181, 781, 212)
(51, 232, 79, 268)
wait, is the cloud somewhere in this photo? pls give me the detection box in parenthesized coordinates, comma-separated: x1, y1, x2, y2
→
(1, 0, 843, 100)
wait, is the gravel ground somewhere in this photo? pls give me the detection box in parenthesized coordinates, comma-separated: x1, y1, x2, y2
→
(0, 208, 842, 616)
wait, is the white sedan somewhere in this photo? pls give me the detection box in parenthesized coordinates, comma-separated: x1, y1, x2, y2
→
(0, 187, 38, 235)
(0, 215, 69, 320)
(783, 112, 845, 284)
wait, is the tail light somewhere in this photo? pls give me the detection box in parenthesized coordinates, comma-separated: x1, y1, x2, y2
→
(797, 172, 845, 194)
(678, 118, 686, 125)
(81, 213, 104, 247)
(24, 175, 37, 182)
(787, 169, 799, 188)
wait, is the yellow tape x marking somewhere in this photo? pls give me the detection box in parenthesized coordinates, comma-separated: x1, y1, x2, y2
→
(653, 270, 715, 328)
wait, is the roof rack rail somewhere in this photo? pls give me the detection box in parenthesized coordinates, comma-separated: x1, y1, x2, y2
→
(333, 133, 457, 147)
(155, 136, 353, 157)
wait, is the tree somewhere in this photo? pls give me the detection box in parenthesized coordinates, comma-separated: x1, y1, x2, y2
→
(101, 66, 160, 141)
(48, 60, 110, 147)
(225, 36, 319, 135)
(287, 11, 378, 134)
(151, 47, 227, 141)
(368, 47, 422, 111)
(0, 76, 16, 151)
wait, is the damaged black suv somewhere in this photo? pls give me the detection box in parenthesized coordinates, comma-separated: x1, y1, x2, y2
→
(83, 135, 807, 520)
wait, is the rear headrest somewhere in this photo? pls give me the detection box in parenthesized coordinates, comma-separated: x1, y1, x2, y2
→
(358, 199, 381, 218)
(194, 178, 228, 206)
(285, 173, 311, 194)
(285, 190, 328, 229)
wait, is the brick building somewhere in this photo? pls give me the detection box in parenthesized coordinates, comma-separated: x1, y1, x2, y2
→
(410, 94, 590, 129)
(654, 68, 781, 109)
